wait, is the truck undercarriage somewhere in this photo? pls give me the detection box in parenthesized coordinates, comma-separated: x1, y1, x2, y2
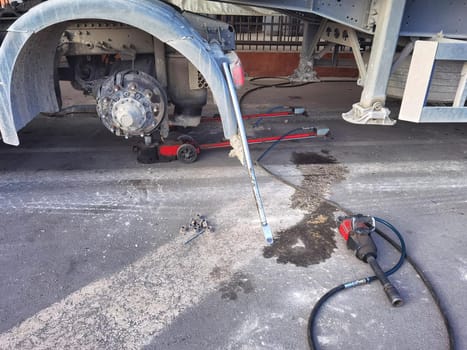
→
(0, 0, 244, 147)
(1, 0, 467, 147)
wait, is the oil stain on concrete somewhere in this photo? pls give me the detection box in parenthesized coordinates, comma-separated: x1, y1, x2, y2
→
(218, 272, 254, 301)
(291, 151, 337, 165)
(263, 151, 347, 267)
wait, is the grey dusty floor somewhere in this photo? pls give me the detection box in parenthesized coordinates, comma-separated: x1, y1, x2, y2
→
(0, 81, 466, 349)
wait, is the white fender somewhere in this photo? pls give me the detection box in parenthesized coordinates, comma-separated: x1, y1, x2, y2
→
(0, 0, 237, 145)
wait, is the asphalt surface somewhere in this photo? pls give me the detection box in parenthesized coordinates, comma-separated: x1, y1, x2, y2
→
(1, 81, 466, 349)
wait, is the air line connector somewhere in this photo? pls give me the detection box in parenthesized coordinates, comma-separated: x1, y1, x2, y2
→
(339, 215, 404, 307)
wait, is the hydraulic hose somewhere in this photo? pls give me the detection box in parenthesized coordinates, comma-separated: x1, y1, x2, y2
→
(256, 127, 309, 163)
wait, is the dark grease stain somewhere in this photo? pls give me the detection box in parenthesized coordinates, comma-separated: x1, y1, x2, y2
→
(288, 95, 302, 100)
(263, 150, 347, 267)
(263, 202, 337, 267)
(292, 151, 337, 165)
(210, 266, 223, 280)
(66, 258, 79, 275)
(210, 266, 229, 281)
(219, 272, 254, 300)
(61, 162, 75, 171)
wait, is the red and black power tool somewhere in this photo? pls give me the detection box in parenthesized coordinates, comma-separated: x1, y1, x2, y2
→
(339, 215, 403, 307)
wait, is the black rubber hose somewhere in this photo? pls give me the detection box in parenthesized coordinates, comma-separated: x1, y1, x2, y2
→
(374, 218, 406, 277)
(239, 79, 291, 107)
(256, 127, 307, 163)
(307, 284, 345, 350)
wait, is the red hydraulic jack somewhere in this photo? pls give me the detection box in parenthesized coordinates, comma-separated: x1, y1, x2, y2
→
(135, 111, 329, 164)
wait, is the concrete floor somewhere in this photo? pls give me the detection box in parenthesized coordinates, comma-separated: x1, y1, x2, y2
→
(0, 81, 466, 349)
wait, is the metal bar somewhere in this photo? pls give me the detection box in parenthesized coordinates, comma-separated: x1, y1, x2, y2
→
(360, 0, 407, 107)
(222, 61, 274, 245)
(277, 16, 282, 51)
(435, 42, 467, 61)
(241, 111, 293, 120)
(184, 229, 206, 245)
(301, 19, 327, 59)
(199, 130, 325, 150)
(418, 107, 467, 122)
(391, 40, 415, 75)
(153, 38, 167, 88)
(399, 41, 438, 123)
(453, 63, 467, 108)
(347, 29, 366, 85)
(235, 40, 302, 46)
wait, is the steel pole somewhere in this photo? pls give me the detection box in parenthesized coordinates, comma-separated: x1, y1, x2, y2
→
(360, 0, 407, 107)
(222, 62, 273, 245)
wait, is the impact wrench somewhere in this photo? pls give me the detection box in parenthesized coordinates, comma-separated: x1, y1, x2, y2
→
(338, 215, 403, 307)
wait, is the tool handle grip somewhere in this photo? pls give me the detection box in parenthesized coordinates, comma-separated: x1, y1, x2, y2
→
(367, 256, 403, 307)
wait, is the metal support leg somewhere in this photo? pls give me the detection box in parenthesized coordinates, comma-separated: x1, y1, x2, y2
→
(343, 0, 407, 125)
(289, 19, 326, 82)
(222, 62, 273, 245)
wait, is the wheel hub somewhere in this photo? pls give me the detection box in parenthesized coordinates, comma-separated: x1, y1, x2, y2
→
(96, 70, 167, 138)
(112, 98, 147, 131)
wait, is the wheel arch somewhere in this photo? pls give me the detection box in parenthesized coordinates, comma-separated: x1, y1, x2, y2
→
(0, 0, 237, 145)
